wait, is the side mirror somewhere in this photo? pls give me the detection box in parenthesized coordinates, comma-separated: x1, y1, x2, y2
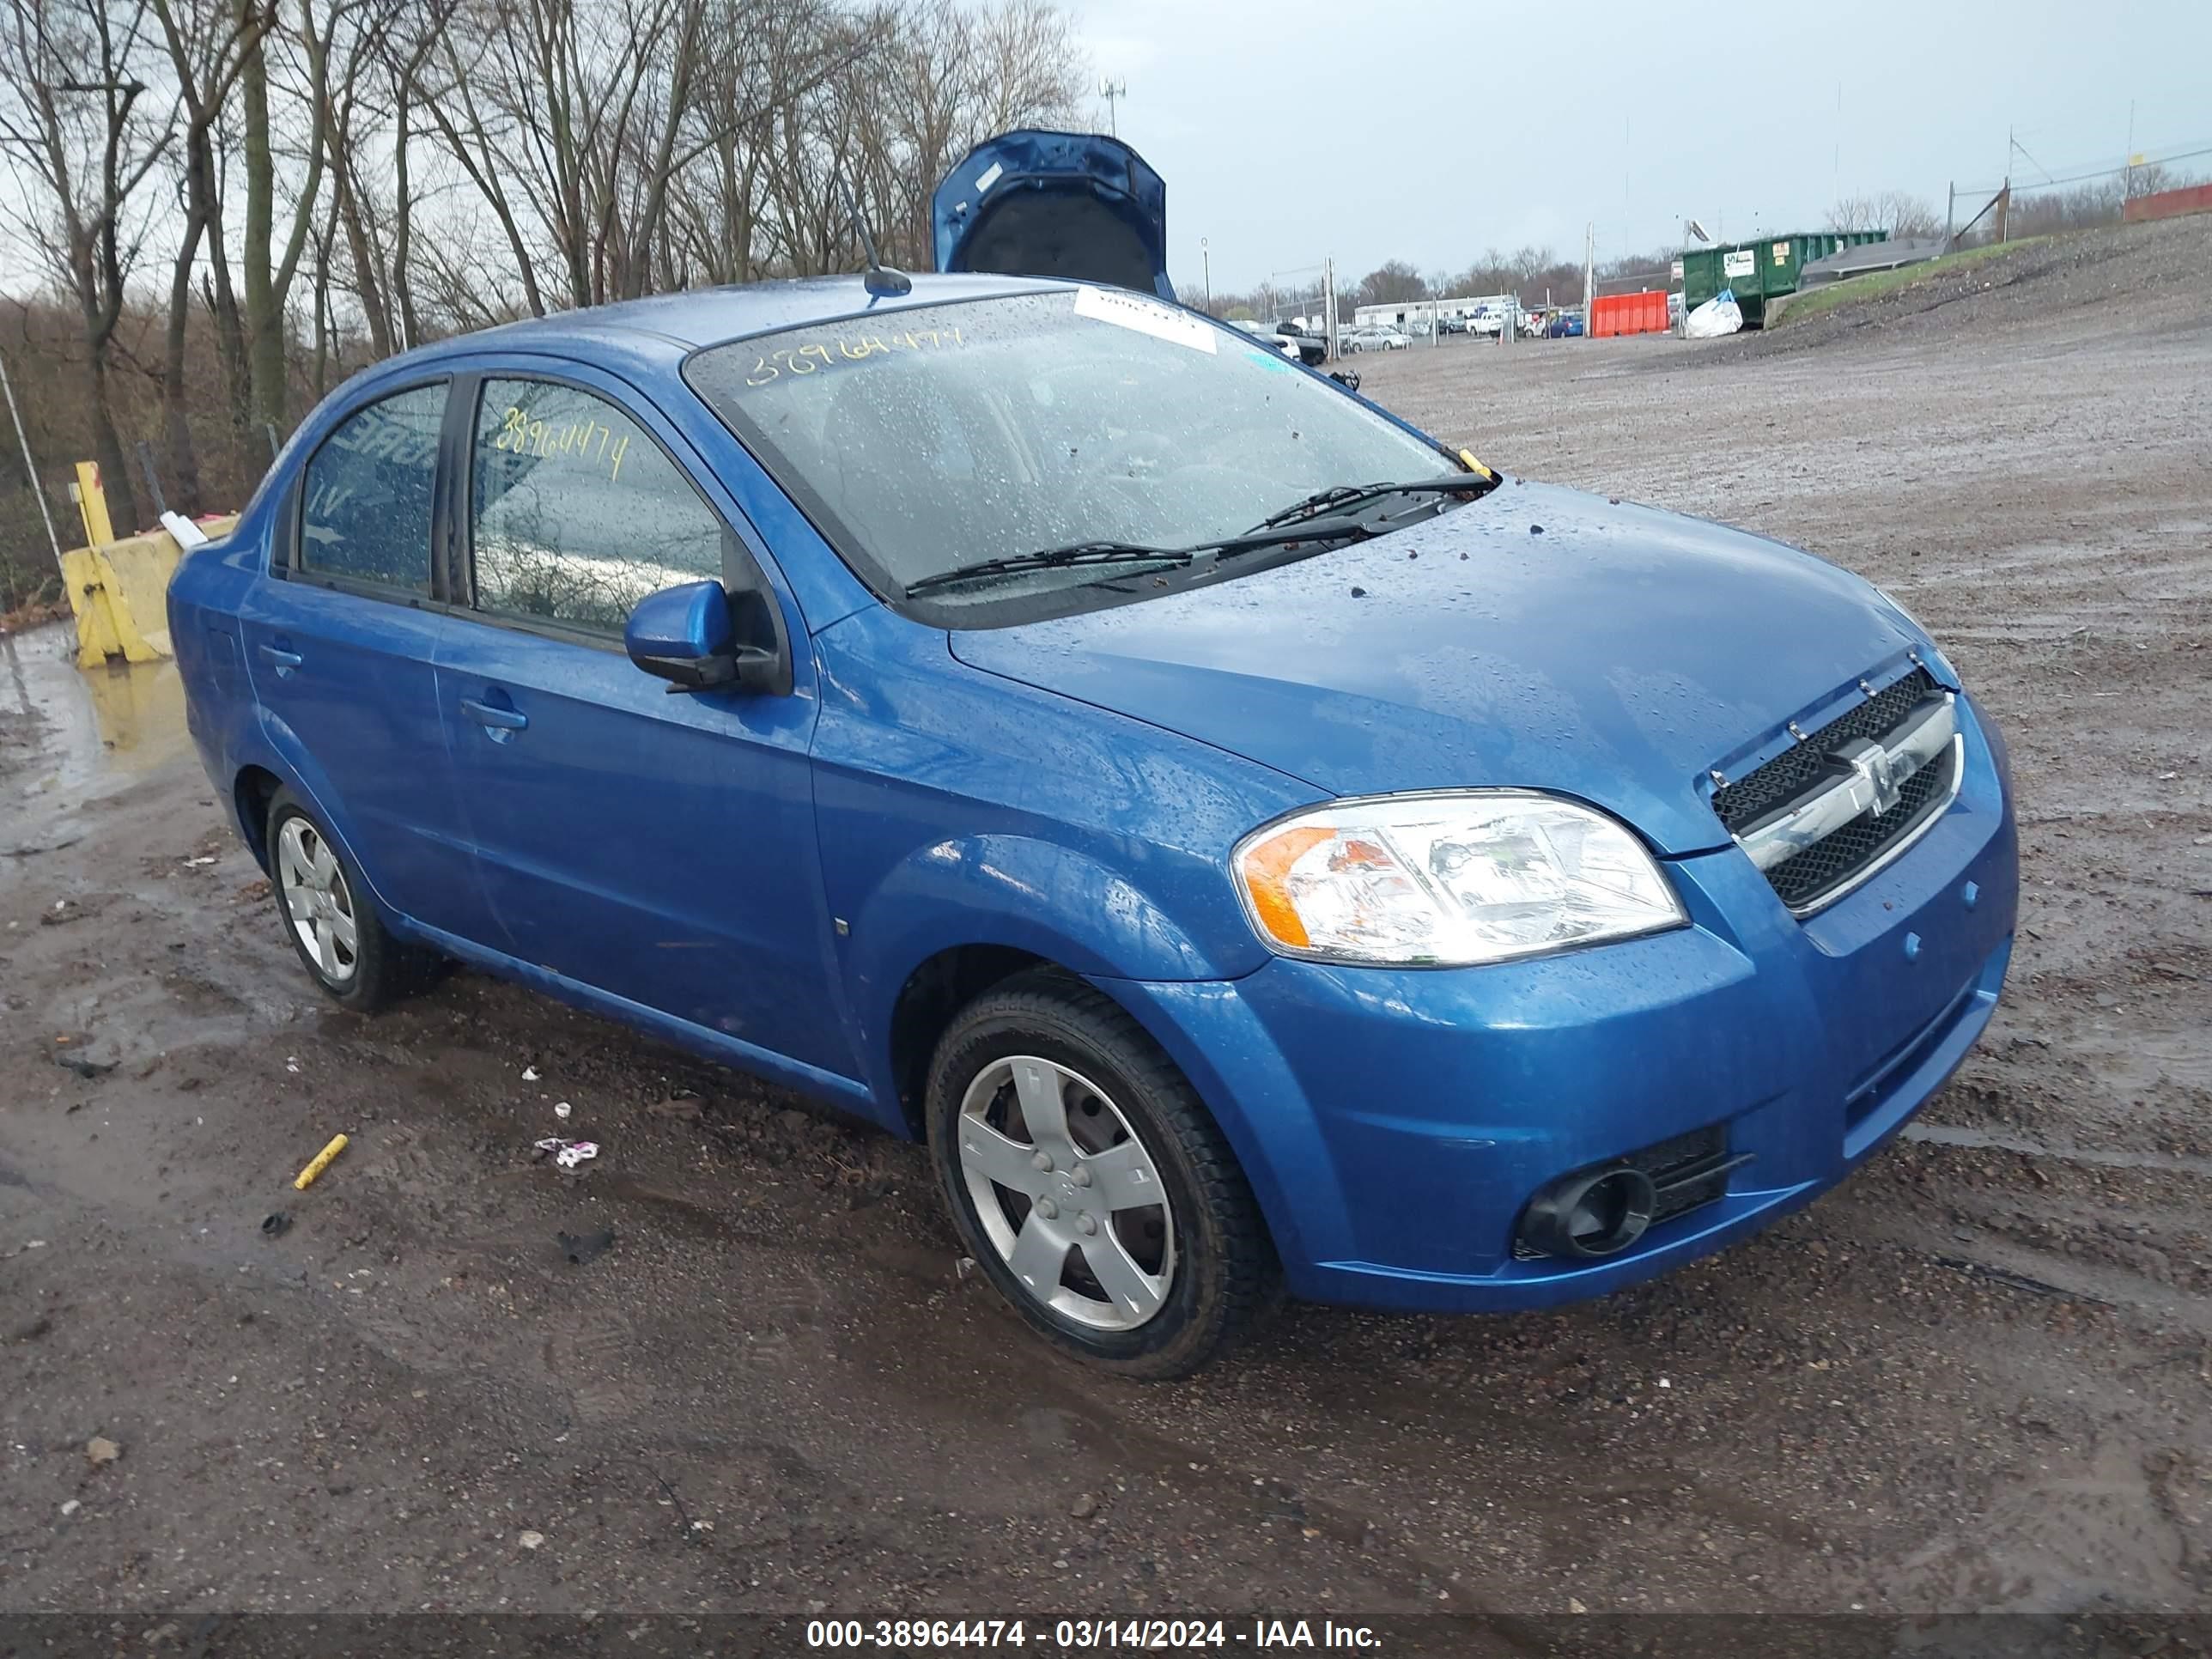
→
(624, 580, 785, 695)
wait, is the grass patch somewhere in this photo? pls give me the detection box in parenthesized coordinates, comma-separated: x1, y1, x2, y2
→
(1773, 239, 2037, 325)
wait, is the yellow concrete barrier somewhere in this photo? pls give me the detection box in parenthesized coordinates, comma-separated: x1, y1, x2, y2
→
(62, 514, 237, 672)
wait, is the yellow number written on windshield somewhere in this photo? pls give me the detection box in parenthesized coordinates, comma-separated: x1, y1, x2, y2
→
(745, 326, 965, 386)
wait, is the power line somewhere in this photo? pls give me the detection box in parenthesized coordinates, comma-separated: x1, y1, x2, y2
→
(1959, 139, 2212, 197)
(2009, 132, 2057, 186)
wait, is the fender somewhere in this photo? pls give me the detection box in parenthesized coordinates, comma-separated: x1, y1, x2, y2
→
(842, 837, 1358, 1273)
(840, 832, 1236, 1106)
(1091, 972, 1348, 1288)
(810, 606, 1327, 1115)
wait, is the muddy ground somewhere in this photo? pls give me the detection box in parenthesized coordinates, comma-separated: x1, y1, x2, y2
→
(3, 217, 2209, 1638)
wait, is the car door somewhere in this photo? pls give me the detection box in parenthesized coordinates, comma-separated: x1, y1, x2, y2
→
(433, 364, 852, 1077)
(236, 378, 484, 937)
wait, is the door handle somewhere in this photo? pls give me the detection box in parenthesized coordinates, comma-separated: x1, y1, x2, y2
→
(459, 697, 529, 737)
(258, 642, 302, 678)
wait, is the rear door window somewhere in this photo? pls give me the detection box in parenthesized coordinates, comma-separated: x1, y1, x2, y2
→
(297, 382, 447, 592)
(467, 379, 728, 633)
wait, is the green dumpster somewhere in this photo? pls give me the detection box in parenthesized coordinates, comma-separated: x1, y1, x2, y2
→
(1681, 230, 1889, 328)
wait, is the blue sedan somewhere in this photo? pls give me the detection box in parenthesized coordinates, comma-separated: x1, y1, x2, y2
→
(168, 273, 2016, 1376)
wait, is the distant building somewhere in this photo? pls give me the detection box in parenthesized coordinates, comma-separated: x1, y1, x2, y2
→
(1352, 294, 1518, 330)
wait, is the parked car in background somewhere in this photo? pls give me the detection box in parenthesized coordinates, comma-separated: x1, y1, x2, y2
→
(1270, 321, 1328, 367)
(1547, 310, 1585, 338)
(1468, 308, 1504, 337)
(170, 270, 2017, 1378)
(1345, 326, 1408, 352)
(1230, 318, 1320, 366)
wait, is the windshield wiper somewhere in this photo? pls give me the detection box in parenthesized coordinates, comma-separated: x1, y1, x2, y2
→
(904, 541, 1195, 597)
(1249, 474, 1498, 532)
(905, 518, 1385, 598)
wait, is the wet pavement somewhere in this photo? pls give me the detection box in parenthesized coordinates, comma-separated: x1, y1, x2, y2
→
(3, 219, 2209, 1632)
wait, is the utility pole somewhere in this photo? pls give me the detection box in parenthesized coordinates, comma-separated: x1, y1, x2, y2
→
(1100, 79, 1127, 137)
(1583, 222, 1595, 334)
(1200, 238, 1211, 310)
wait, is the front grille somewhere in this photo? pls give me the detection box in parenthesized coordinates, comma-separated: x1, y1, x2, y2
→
(1761, 744, 1955, 911)
(1711, 668, 1938, 830)
(1711, 667, 1954, 915)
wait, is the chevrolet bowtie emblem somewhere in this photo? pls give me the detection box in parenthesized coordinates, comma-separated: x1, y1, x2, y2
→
(1832, 737, 1903, 817)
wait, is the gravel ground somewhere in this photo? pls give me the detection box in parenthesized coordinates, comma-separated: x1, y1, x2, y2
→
(3, 216, 2208, 1639)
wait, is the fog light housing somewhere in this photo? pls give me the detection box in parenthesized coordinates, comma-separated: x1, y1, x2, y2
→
(1517, 1166, 1657, 1260)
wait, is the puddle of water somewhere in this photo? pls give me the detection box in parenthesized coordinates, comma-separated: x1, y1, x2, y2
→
(2, 623, 191, 841)
(78, 654, 188, 770)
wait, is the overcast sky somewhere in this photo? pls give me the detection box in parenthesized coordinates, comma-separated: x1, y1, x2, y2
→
(1073, 0, 2212, 294)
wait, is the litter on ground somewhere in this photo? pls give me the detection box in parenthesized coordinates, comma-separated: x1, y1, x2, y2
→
(293, 1133, 349, 1190)
(534, 1138, 599, 1170)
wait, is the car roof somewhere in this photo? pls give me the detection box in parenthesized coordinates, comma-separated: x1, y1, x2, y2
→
(395, 272, 1060, 368)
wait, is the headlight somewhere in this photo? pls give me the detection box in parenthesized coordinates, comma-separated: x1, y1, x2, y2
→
(1232, 792, 1685, 967)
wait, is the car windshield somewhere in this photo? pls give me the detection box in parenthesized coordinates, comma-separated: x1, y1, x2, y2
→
(686, 289, 1463, 622)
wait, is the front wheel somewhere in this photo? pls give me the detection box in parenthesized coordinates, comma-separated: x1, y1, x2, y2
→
(926, 970, 1279, 1379)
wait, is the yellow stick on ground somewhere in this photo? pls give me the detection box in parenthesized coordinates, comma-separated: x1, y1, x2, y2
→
(293, 1133, 349, 1191)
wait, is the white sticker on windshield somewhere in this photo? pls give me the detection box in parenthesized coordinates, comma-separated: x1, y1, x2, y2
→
(975, 161, 1004, 192)
(1073, 286, 1218, 354)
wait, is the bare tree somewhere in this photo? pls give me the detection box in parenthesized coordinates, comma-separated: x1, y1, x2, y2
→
(451, 0, 711, 309)
(1354, 259, 1427, 308)
(239, 0, 382, 429)
(0, 0, 178, 532)
(376, 0, 450, 346)
(150, 0, 270, 512)
(1829, 189, 1944, 238)
(316, 0, 406, 358)
(0, 0, 1094, 528)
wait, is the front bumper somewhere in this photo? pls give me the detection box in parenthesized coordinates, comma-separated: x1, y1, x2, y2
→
(1105, 694, 2019, 1314)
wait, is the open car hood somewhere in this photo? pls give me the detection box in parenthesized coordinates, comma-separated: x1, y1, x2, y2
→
(933, 130, 1172, 301)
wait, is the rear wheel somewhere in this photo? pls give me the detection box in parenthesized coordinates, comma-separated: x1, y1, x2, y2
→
(927, 970, 1279, 1378)
(266, 787, 435, 1012)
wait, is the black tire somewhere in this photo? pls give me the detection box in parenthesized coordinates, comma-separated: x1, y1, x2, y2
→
(265, 787, 436, 1012)
(926, 969, 1279, 1379)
